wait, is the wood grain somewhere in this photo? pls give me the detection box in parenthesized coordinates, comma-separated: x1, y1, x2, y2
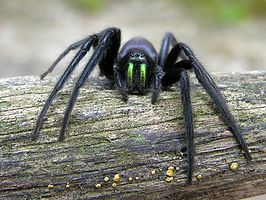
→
(0, 71, 265, 199)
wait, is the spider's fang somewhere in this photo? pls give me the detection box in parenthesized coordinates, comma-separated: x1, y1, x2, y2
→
(126, 62, 134, 87)
(140, 63, 147, 89)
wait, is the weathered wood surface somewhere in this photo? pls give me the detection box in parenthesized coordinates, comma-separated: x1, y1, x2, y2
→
(0, 71, 265, 199)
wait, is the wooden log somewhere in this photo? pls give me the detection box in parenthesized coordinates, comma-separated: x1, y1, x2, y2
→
(0, 71, 265, 199)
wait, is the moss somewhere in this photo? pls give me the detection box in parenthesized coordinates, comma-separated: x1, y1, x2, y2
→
(242, 83, 258, 91)
(173, 0, 266, 23)
(72, 0, 105, 12)
(0, 100, 12, 108)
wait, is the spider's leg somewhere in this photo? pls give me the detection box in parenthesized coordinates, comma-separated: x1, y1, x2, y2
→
(151, 65, 163, 104)
(40, 37, 88, 79)
(161, 62, 194, 184)
(31, 36, 97, 140)
(59, 28, 120, 141)
(152, 33, 178, 103)
(162, 44, 192, 85)
(180, 70, 194, 184)
(161, 59, 192, 86)
(98, 30, 121, 79)
(158, 33, 178, 66)
(178, 43, 252, 161)
(156, 32, 188, 104)
(96, 29, 128, 101)
(97, 29, 128, 101)
(159, 34, 195, 183)
(113, 64, 128, 102)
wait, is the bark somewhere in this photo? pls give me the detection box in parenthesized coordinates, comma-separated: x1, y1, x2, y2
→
(0, 71, 265, 200)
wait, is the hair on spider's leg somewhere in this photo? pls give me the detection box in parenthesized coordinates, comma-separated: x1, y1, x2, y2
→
(178, 43, 252, 161)
(40, 37, 89, 80)
(31, 36, 97, 141)
(59, 28, 120, 141)
(180, 70, 194, 185)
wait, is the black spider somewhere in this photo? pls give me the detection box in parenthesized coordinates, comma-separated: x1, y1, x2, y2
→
(32, 27, 251, 184)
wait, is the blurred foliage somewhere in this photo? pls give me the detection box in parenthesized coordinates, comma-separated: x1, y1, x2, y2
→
(174, 0, 266, 23)
(69, 0, 266, 23)
(70, 0, 105, 12)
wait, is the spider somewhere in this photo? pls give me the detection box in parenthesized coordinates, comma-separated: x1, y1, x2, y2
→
(31, 27, 251, 184)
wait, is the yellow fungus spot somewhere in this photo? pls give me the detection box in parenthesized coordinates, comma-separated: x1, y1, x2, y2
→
(151, 170, 156, 175)
(230, 162, 239, 171)
(65, 183, 70, 188)
(47, 184, 54, 189)
(166, 169, 174, 177)
(196, 174, 203, 180)
(104, 177, 109, 182)
(128, 177, 133, 181)
(165, 177, 173, 182)
(112, 183, 117, 188)
(95, 183, 101, 189)
(113, 174, 120, 183)
(135, 177, 139, 180)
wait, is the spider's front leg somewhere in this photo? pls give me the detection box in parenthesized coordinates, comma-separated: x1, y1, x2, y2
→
(160, 35, 252, 183)
(179, 70, 194, 184)
(31, 35, 97, 140)
(161, 59, 195, 184)
(159, 33, 195, 184)
(59, 28, 121, 140)
(176, 42, 252, 161)
(32, 27, 121, 141)
(113, 64, 129, 102)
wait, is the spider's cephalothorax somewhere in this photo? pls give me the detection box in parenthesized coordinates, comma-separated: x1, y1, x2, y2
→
(117, 38, 157, 95)
(32, 27, 251, 184)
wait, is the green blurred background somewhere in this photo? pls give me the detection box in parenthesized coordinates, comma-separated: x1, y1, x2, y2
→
(76, 0, 266, 22)
(0, 0, 265, 78)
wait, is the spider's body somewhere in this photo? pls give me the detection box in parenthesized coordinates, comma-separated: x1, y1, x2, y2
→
(114, 37, 158, 95)
(32, 27, 251, 184)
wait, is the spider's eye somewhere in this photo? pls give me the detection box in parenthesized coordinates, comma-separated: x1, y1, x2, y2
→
(127, 62, 134, 86)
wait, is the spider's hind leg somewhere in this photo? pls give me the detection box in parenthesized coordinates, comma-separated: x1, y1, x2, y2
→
(41, 37, 89, 79)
